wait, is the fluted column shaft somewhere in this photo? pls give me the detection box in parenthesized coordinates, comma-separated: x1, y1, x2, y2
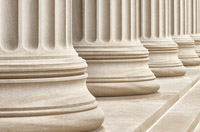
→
(0, 0, 104, 131)
(171, 0, 200, 66)
(0, 0, 73, 56)
(140, 0, 186, 77)
(73, 0, 159, 96)
(190, 0, 200, 57)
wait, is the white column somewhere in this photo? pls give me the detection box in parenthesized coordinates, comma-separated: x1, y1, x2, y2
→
(190, 0, 200, 57)
(140, 0, 186, 77)
(0, 0, 104, 131)
(171, 0, 200, 66)
(72, 0, 159, 96)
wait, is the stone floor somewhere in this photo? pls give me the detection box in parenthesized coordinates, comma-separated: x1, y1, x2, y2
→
(91, 66, 200, 132)
(149, 80, 200, 132)
(195, 122, 200, 132)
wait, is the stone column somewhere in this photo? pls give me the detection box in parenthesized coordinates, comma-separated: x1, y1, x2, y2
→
(72, 0, 160, 96)
(140, 0, 186, 77)
(190, 0, 200, 57)
(0, 0, 104, 131)
(171, 0, 200, 66)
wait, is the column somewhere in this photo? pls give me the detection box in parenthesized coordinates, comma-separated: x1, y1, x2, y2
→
(190, 0, 200, 57)
(171, 0, 200, 66)
(0, 0, 104, 131)
(140, 0, 186, 77)
(72, 0, 160, 97)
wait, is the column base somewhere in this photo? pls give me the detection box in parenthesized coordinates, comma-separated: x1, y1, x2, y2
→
(173, 36, 200, 66)
(88, 79, 159, 97)
(0, 107, 104, 132)
(75, 45, 160, 97)
(195, 41, 200, 57)
(141, 39, 186, 77)
(0, 56, 104, 131)
(0, 75, 104, 132)
(151, 66, 186, 77)
(191, 34, 200, 57)
(179, 58, 200, 66)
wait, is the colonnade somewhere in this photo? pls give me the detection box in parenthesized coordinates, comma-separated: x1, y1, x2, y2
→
(0, 0, 199, 131)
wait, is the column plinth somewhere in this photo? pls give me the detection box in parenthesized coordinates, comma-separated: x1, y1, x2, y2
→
(140, 0, 186, 77)
(0, 0, 104, 131)
(73, 0, 160, 96)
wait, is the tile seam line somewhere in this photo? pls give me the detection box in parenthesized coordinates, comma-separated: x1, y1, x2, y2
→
(146, 77, 200, 132)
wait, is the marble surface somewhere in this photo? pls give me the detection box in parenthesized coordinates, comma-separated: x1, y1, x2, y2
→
(93, 66, 200, 132)
(195, 122, 200, 132)
(149, 79, 200, 132)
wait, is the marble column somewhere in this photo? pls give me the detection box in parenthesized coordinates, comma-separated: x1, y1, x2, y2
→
(140, 0, 186, 77)
(72, 0, 160, 96)
(171, 0, 200, 66)
(189, 0, 200, 57)
(0, 0, 104, 131)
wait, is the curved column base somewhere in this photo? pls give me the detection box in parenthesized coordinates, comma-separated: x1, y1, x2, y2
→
(141, 39, 186, 77)
(195, 41, 200, 57)
(173, 36, 200, 66)
(179, 58, 200, 66)
(88, 79, 160, 96)
(191, 34, 200, 57)
(0, 107, 104, 132)
(151, 66, 186, 77)
(0, 74, 104, 131)
(75, 45, 160, 96)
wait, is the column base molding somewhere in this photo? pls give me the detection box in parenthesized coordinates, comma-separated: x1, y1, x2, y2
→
(0, 56, 104, 132)
(141, 39, 186, 77)
(0, 107, 104, 132)
(75, 45, 160, 96)
(173, 36, 200, 66)
(191, 34, 200, 57)
(151, 66, 186, 77)
(87, 79, 159, 96)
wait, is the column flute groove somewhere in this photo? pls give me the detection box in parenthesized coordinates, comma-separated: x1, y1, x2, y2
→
(20, 0, 39, 50)
(0, 0, 18, 51)
(73, 0, 160, 96)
